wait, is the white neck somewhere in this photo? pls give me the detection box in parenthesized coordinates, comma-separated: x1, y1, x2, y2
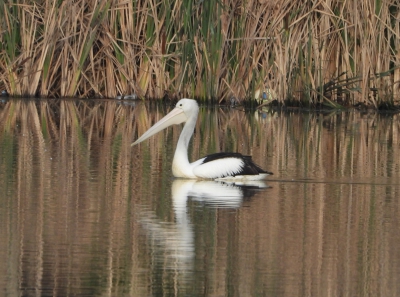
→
(172, 112, 198, 178)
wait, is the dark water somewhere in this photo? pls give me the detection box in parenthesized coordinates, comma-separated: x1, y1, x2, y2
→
(1, 99, 400, 296)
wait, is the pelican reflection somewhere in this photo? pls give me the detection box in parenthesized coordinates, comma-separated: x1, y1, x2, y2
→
(138, 179, 270, 276)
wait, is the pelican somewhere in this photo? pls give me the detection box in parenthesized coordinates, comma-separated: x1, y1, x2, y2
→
(131, 98, 273, 180)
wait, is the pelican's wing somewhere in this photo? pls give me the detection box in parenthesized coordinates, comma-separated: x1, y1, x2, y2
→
(193, 156, 244, 179)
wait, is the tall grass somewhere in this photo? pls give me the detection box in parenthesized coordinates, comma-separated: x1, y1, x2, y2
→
(0, 0, 399, 107)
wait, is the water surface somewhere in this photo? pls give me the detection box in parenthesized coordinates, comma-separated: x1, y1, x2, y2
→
(1, 99, 400, 296)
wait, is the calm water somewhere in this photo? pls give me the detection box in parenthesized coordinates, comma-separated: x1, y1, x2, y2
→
(1, 99, 400, 296)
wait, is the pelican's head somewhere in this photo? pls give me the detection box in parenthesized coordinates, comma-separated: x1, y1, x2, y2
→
(131, 98, 199, 146)
(174, 98, 199, 118)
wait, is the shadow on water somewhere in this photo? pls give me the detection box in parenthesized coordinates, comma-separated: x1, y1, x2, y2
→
(1, 98, 400, 296)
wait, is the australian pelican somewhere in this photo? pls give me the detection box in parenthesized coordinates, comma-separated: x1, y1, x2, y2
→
(131, 98, 273, 180)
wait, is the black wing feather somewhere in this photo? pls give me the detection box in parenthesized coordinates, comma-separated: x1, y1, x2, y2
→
(201, 152, 273, 176)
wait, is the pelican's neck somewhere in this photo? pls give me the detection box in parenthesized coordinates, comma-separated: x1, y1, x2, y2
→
(172, 111, 198, 178)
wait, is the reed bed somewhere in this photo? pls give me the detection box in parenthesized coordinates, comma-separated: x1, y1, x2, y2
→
(1, 0, 399, 108)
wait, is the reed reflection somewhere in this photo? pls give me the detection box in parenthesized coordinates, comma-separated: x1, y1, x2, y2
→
(1, 99, 400, 297)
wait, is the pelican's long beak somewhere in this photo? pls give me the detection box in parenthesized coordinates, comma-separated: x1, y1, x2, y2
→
(131, 107, 187, 146)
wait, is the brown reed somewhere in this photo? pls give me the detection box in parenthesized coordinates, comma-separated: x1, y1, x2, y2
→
(0, 0, 399, 108)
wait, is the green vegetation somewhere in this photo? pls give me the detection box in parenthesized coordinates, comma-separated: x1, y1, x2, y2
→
(0, 0, 399, 108)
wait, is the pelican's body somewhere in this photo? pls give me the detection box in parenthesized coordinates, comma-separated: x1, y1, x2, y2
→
(132, 99, 272, 180)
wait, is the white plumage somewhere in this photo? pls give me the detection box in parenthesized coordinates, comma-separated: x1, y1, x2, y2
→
(132, 98, 272, 180)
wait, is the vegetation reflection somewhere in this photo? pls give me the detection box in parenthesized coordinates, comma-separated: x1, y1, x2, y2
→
(0, 99, 399, 296)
